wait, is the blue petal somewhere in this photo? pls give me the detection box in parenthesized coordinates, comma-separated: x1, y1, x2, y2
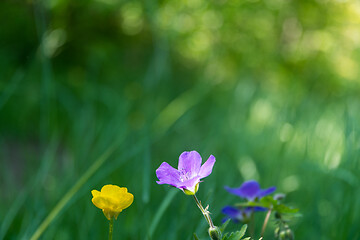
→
(238, 180, 261, 199)
(225, 180, 260, 200)
(257, 186, 276, 198)
(252, 207, 268, 212)
(222, 206, 253, 223)
(224, 186, 242, 196)
(222, 206, 241, 218)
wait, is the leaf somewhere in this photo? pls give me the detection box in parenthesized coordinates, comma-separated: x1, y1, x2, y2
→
(222, 233, 229, 240)
(238, 224, 248, 239)
(226, 224, 248, 240)
(226, 232, 242, 240)
(235, 197, 277, 209)
(193, 233, 200, 240)
(242, 237, 251, 240)
(259, 196, 278, 207)
(220, 219, 231, 233)
(273, 204, 299, 214)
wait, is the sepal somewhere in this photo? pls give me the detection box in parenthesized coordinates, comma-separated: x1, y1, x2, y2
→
(208, 226, 222, 240)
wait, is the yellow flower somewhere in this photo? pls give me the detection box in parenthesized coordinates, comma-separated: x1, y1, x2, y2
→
(91, 184, 134, 220)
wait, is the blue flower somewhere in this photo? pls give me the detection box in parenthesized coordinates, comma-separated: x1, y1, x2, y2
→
(222, 206, 266, 223)
(225, 180, 276, 201)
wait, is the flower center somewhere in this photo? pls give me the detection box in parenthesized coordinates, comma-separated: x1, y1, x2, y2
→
(179, 169, 191, 182)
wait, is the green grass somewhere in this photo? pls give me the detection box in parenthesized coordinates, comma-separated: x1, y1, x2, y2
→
(1, 0, 360, 239)
(1, 77, 359, 239)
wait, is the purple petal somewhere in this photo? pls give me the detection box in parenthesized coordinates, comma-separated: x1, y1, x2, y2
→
(198, 155, 216, 178)
(257, 186, 276, 198)
(225, 180, 261, 200)
(178, 176, 201, 193)
(156, 162, 181, 187)
(178, 151, 202, 178)
(238, 180, 261, 199)
(253, 206, 268, 212)
(222, 206, 251, 223)
(222, 206, 241, 219)
(224, 186, 241, 196)
(242, 207, 266, 215)
(239, 208, 256, 219)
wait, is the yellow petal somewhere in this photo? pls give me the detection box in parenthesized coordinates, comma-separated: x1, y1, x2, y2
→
(91, 184, 134, 219)
(101, 185, 128, 198)
(92, 196, 119, 211)
(115, 192, 134, 211)
(91, 190, 101, 198)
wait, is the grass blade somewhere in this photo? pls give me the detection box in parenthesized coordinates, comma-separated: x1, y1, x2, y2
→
(29, 141, 120, 240)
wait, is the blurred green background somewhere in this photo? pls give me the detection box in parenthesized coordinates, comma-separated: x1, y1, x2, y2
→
(1, 0, 360, 239)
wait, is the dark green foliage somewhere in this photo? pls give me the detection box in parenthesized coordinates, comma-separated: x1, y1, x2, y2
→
(1, 0, 360, 239)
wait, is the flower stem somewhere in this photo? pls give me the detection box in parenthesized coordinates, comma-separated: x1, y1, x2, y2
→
(261, 208, 272, 238)
(109, 217, 114, 240)
(192, 195, 214, 228)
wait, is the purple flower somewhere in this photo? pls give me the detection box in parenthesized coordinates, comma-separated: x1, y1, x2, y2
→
(156, 151, 216, 195)
(225, 180, 276, 201)
(222, 206, 266, 223)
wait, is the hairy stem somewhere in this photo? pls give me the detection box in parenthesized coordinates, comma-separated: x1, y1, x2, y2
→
(193, 195, 214, 228)
(261, 208, 272, 238)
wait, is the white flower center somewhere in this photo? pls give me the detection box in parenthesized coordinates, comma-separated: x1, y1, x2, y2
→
(179, 169, 191, 182)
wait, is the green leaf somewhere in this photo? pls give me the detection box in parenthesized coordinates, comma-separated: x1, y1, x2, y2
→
(222, 233, 229, 240)
(235, 197, 277, 209)
(226, 232, 242, 240)
(256, 196, 278, 209)
(238, 224, 248, 239)
(260, 196, 278, 205)
(193, 233, 200, 240)
(226, 224, 248, 240)
(273, 204, 299, 214)
(242, 237, 251, 240)
(220, 219, 231, 233)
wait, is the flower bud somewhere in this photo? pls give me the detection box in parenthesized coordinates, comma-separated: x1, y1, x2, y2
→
(274, 227, 280, 238)
(208, 226, 222, 240)
(279, 231, 287, 240)
(278, 229, 294, 240)
(285, 229, 294, 240)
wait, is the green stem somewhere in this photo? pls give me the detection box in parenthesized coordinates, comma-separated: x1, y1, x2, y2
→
(192, 195, 214, 228)
(261, 208, 272, 238)
(109, 217, 114, 240)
